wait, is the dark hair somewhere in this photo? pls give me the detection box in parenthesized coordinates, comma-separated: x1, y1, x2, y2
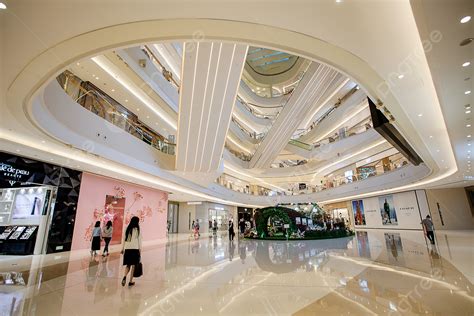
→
(94, 221, 100, 227)
(125, 216, 140, 241)
(106, 220, 112, 229)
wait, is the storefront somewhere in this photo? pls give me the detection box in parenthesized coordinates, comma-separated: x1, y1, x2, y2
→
(177, 202, 238, 234)
(0, 152, 82, 254)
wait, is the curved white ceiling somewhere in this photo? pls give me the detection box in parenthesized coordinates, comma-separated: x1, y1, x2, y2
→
(0, 1, 464, 204)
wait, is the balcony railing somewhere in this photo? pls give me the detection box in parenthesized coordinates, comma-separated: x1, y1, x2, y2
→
(216, 151, 410, 197)
(289, 119, 373, 151)
(216, 174, 285, 196)
(57, 71, 176, 155)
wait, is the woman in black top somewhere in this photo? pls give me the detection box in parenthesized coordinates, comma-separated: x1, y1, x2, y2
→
(228, 220, 235, 241)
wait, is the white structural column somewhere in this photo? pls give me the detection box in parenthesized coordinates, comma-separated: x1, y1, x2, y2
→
(176, 42, 248, 172)
(249, 63, 346, 169)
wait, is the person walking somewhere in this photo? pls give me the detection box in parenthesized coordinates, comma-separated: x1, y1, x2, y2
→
(239, 218, 246, 236)
(421, 215, 436, 245)
(228, 220, 235, 241)
(121, 216, 141, 287)
(102, 221, 113, 256)
(193, 220, 200, 238)
(191, 220, 195, 237)
(90, 221, 101, 256)
(213, 219, 218, 236)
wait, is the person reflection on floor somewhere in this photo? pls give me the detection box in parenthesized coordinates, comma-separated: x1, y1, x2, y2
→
(213, 234, 218, 249)
(229, 240, 235, 261)
(390, 236, 399, 261)
(239, 242, 246, 264)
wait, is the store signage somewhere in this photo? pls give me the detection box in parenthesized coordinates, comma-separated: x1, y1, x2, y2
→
(0, 162, 30, 180)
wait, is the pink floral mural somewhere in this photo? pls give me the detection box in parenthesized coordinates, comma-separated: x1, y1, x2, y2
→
(71, 173, 168, 250)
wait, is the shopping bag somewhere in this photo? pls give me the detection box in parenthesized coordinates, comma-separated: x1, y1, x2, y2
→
(133, 262, 143, 278)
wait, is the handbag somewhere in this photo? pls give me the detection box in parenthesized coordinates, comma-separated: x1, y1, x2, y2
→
(133, 262, 143, 278)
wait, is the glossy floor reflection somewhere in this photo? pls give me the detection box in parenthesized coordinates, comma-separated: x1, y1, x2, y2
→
(0, 230, 473, 315)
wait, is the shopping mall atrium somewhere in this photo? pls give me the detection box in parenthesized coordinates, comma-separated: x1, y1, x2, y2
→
(0, 0, 473, 315)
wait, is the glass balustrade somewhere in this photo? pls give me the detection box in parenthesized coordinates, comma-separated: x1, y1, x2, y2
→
(56, 71, 176, 155)
(217, 151, 411, 197)
(289, 119, 373, 151)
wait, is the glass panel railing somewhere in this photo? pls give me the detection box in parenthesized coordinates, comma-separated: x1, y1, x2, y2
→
(56, 71, 176, 155)
(288, 152, 410, 195)
(225, 144, 252, 162)
(216, 150, 411, 197)
(230, 116, 266, 141)
(289, 119, 373, 151)
(216, 174, 285, 196)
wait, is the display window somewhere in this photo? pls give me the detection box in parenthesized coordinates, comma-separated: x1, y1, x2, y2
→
(0, 152, 83, 254)
(0, 185, 55, 255)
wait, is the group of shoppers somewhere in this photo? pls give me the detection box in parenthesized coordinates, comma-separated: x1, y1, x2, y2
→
(90, 220, 113, 257)
(191, 220, 200, 238)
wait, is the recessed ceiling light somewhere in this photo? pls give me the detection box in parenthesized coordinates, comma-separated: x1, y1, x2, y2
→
(398, 74, 404, 79)
(418, 113, 423, 117)
(467, 110, 472, 114)
(0, 3, 6, 9)
(436, 149, 440, 152)
(111, 89, 115, 92)
(41, 140, 46, 143)
(468, 143, 472, 146)
(468, 135, 472, 138)
(467, 124, 471, 127)
(462, 62, 471, 67)
(136, 108, 140, 111)
(76, 62, 80, 66)
(125, 99, 129, 102)
(460, 16, 471, 23)
(466, 91, 472, 95)
(429, 135, 433, 138)
(146, 116, 150, 119)
(95, 77, 99, 80)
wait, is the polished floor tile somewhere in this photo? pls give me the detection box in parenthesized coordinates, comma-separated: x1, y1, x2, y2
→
(0, 230, 473, 315)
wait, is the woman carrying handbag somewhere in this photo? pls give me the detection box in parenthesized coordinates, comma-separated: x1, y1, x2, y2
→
(121, 216, 142, 287)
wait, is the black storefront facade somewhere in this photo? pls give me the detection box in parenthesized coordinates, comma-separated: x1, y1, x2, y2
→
(0, 152, 82, 254)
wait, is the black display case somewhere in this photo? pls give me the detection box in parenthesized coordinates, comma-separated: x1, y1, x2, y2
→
(0, 225, 38, 255)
